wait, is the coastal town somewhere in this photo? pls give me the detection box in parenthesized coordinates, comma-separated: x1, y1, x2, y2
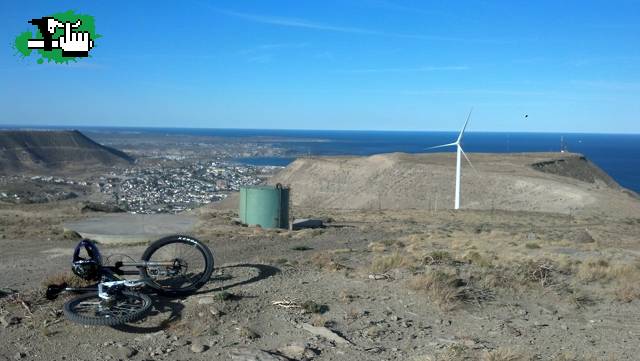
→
(102, 161, 278, 214)
(0, 160, 281, 214)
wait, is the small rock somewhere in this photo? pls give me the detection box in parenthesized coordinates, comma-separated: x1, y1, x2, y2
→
(238, 326, 260, 339)
(278, 343, 318, 360)
(115, 346, 137, 359)
(210, 307, 225, 317)
(364, 325, 382, 338)
(198, 297, 215, 305)
(173, 339, 189, 347)
(13, 353, 26, 360)
(62, 228, 82, 240)
(462, 339, 478, 348)
(575, 229, 595, 243)
(228, 348, 288, 361)
(191, 341, 207, 353)
(148, 330, 166, 339)
(302, 323, 351, 345)
(365, 346, 384, 353)
(278, 344, 306, 359)
(1, 315, 21, 328)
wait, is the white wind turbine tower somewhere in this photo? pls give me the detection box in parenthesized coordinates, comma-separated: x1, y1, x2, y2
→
(427, 109, 476, 210)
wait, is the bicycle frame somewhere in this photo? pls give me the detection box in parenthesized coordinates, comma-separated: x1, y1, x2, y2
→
(98, 280, 144, 300)
(46, 258, 170, 300)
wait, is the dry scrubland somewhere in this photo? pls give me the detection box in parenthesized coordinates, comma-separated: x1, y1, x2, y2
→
(2, 203, 640, 360)
(1, 152, 640, 360)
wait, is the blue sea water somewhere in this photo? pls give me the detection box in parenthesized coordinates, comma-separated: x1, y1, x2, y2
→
(4, 126, 640, 193)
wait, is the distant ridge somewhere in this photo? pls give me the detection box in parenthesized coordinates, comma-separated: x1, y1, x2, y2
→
(267, 152, 640, 216)
(0, 130, 133, 173)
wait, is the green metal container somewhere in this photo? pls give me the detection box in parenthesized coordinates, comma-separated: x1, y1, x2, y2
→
(239, 184, 290, 229)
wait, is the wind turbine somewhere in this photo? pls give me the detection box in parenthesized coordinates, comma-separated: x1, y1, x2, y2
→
(427, 109, 476, 210)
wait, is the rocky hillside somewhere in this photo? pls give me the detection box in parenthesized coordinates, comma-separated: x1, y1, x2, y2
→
(270, 152, 640, 216)
(531, 155, 621, 189)
(0, 130, 133, 173)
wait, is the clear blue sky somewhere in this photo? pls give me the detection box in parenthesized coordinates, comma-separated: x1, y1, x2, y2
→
(1, 1, 639, 133)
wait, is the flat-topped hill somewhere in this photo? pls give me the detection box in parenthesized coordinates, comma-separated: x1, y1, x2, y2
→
(0, 130, 133, 174)
(268, 152, 639, 217)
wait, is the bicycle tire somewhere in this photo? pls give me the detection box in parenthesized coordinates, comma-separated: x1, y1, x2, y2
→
(140, 235, 214, 295)
(63, 291, 152, 326)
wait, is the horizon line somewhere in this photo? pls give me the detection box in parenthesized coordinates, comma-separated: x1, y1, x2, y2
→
(0, 124, 638, 136)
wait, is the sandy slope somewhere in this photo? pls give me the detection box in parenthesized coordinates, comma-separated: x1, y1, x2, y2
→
(270, 152, 640, 217)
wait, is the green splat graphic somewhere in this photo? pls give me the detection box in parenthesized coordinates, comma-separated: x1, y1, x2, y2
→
(13, 10, 101, 64)
(14, 31, 32, 58)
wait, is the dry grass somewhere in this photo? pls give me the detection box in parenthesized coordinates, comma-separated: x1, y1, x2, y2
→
(551, 353, 601, 361)
(462, 251, 493, 268)
(371, 252, 411, 273)
(338, 290, 356, 304)
(436, 344, 468, 361)
(516, 260, 555, 287)
(471, 259, 556, 291)
(309, 251, 348, 272)
(311, 314, 329, 327)
(423, 250, 453, 265)
(576, 258, 611, 282)
(563, 286, 596, 309)
(368, 242, 387, 253)
(576, 258, 640, 286)
(43, 272, 94, 288)
(615, 284, 640, 303)
(408, 269, 467, 311)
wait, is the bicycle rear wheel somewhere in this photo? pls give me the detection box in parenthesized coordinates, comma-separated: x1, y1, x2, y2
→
(63, 291, 152, 326)
(140, 235, 214, 295)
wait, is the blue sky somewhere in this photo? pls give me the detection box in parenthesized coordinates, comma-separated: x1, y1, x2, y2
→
(1, 1, 639, 133)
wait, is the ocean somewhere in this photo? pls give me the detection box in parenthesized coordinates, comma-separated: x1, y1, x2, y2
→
(5, 126, 640, 193)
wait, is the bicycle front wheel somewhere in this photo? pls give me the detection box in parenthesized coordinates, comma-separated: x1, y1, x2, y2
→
(140, 235, 214, 295)
(63, 291, 152, 326)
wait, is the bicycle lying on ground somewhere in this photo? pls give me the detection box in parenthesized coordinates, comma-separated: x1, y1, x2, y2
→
(46, 235, 214, 326)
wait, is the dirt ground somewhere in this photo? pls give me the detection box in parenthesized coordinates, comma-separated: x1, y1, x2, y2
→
(2, 200, 640, 361)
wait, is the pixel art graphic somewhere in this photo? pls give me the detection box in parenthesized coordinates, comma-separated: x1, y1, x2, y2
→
(14, 10, 99, 64)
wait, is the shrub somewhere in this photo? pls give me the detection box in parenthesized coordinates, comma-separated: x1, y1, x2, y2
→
(371, 252, 409, 273)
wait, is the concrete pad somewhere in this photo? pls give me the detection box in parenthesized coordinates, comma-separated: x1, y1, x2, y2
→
(292, 218, 324, 230)
(65, 214, 197, 244)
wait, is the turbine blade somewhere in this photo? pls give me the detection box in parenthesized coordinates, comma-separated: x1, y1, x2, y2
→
(456, 108, 473, 143)
(425, 142, 457, 151)
(460, 148, 479, 175)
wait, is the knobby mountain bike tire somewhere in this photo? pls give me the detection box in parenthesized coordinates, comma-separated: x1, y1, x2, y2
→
(140, 235, 214, 295)
(63, 290, 152, 326)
